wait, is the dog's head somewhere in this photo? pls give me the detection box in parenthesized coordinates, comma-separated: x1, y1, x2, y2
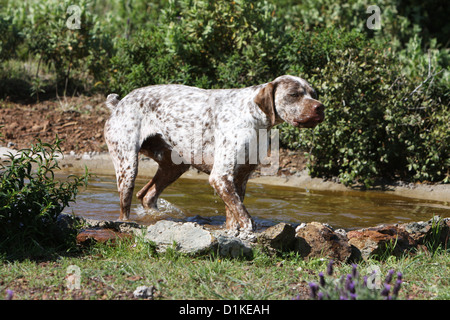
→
(254, 75, 325, 128)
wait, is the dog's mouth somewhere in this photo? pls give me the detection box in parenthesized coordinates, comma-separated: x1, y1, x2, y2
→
(292, 114, 324, 128)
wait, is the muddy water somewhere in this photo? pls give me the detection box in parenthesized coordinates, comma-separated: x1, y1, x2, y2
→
(68, 175, 450, 230)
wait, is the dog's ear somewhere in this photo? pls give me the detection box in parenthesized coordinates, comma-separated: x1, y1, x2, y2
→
(254, 82, 276, 126)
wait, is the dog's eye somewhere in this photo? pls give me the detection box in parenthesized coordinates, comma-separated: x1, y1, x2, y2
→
(289, 93, 300, 98)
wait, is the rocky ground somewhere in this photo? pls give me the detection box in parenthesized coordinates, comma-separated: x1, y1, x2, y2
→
(78, 215, 450, 263)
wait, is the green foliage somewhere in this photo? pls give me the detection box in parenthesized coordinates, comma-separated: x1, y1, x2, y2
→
(0, 0, 448, 185)
(278, 28, 449, 186)
(0, 13, 23, 62)
(0, 136, 89, 259)
(5, 0, 113, 93)
(109, 0, 285, 93)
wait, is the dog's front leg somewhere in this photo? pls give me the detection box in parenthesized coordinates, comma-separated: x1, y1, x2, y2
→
(209, 171, 255, 231)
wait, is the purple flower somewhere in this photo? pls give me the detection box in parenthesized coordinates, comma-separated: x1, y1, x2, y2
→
(345, 274, 355, 293)
(397, 272, 403, 281)
(318, 292, 324, 300)
(351, 264, 358, 278)
(309, 282, 319, 299)
(350, 293, 357, 300)
(393, 279, 402, 296)
(347, 281, 356, 294)
(385, 269, 394, 284)
(381, 284, 391, 297)
(319, 272, 326, 287)
(5, 289, 13, 300)
(363, 275, 368, 287)
(327, 260, 334, 276)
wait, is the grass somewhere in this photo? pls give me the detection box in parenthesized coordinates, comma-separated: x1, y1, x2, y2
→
(1, 234, 449, 300)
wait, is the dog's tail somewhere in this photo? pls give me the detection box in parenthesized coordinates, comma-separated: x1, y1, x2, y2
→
(105, 93, 120, 111)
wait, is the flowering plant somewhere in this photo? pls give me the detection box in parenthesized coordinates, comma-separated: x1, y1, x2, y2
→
(302, 260, 403, 300)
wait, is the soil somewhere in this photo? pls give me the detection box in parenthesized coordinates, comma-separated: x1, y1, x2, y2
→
(0, 95, 307, 174)
(0, 95, 109, 154)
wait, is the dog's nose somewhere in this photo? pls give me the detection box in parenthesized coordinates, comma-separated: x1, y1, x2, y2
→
(314, 103, 325, 114)
(313, 103, 325, 122)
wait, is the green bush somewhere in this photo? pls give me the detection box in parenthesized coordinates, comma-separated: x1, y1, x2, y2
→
(109, 0, 285, 93)
(0, 13, 23, 63)
(5, 0, 113, 94)
(0, 136, 89, 259)
(278, 28, 449, 186)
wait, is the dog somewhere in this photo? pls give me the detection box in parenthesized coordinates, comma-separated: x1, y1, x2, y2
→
(104, 75, 324, 231)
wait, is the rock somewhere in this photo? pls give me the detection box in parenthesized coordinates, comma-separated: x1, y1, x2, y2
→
(82, 218, 143, 235)
(295, 222, 352, 262)
(56, 213, 79, 233)
(145, 220, 215, 255)
(347, 225, 416, 260)
(76, 228, 133, 245)
(144, 220, 253, 258)
(399, 216, 450, 246)
(133, 285, 155, 299)
(214, 231, 253, 258)
(257, 223, 296, 254)
(53, 213, 82, 243)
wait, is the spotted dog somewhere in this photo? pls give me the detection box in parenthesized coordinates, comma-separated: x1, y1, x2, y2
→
(104, 75, 325, 231)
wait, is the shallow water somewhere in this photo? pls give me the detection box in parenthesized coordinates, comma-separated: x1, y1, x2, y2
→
(67, 175, 450, 230)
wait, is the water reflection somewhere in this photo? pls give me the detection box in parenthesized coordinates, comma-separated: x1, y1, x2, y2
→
(67, 175, 450, 230)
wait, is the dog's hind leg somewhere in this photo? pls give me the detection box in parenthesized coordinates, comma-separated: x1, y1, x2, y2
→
(136, 135, 189, 210)
(111, 150, 138, 221)
(105, 128, 140, 221)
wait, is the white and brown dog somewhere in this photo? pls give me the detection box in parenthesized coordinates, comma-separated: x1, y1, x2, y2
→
(104, 75, 324, 231)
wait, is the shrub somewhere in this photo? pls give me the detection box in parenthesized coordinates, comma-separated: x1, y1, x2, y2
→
(278, 27, 449, 186)
(12, 0, 113, 94)
(0, 13, 23, 63)
(109, 0, 285, 93)
(108, 27, 188, 96)
(0, 136, 89, 259)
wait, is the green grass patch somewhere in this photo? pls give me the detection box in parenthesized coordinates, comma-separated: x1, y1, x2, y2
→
(1, 235, 448, 300)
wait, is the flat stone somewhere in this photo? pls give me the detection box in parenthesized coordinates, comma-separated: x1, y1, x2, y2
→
(76, 228, 133, 245)
(144, 220, 216, 255)
(82, 218, 143, 235)
(144, 220, 254, 258)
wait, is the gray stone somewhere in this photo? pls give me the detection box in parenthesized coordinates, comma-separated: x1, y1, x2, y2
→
(145, 220, 215, 254)
(83, 218, 143, 235)
(213, 231, 253, 258)
(143, 220, 254, 258)
(133, 285, 155, 299)
(399, 216, 449, 246)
